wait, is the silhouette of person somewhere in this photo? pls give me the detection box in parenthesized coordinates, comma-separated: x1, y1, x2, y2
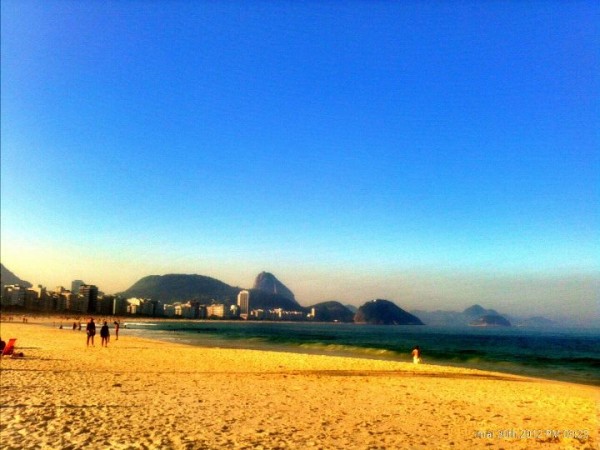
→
(86, 318, 96, 347)
(100, 321, 110, 347)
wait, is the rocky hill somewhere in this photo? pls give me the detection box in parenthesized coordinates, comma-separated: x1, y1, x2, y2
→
(469, 314, 511, 327)
(463, 304, 499, 318)
(0, 264, 32, 288)
(354, 299, 424, 325)
(118, 274, 240, 304)
(411, 304, 516, 327)
(118, 272, 304, 311)
(253, 272, 296, 302)
(308, 301, 355, 322)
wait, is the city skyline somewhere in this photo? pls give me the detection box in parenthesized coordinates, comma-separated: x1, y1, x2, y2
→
(1, 264, 597, 325)
(1, 2, 598, 322)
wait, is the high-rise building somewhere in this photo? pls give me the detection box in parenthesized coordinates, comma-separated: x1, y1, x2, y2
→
(79, 285, 98, 314)
(55, 289, 73, 312)
(97, 295, 114, 316)
(71, 280, 85, 295)
(113, 296, 128, 316)
(237, 290, 250, 319)
(1, 285, 26, 307)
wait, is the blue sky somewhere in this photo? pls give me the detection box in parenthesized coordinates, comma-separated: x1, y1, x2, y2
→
(1, 1, 598, 321)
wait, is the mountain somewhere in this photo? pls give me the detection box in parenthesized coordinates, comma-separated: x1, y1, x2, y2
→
(118, 273, 304, 311)
(354, 299, 424, 325)
(118, 274, 240, 304)
(462, 305, 509, 327)
(410, 305, 552, 328)
(308, 301, 354, 322)
(469, 314, 511, 327)
(463, 304, 499, 317)
(253, 271, 295, 302)
(0, 264, 32, 288)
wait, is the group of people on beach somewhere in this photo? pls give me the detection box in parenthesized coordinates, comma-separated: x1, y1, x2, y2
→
(85, 318, 120, 347)
(2, 316, 29, 323)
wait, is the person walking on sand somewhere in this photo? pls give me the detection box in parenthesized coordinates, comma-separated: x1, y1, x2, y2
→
(114, 321, 120, 340)
(412, 346, 422, 364)
(86, 318, 96, 347)
(100, 321, 110, 347)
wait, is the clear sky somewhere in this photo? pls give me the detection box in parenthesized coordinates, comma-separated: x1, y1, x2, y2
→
(1, 1, 598, 322)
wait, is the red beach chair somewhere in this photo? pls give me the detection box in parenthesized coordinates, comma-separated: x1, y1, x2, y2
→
(1, 338, 17, 357)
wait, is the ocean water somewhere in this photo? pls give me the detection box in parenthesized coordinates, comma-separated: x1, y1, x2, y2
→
(121, 321, 600, 386)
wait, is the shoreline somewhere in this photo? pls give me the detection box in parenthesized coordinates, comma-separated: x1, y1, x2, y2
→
(5, 314, 600, 387)
(89, 317, 600, 387)
(1, 320, 598, 449)
(126, 329, 600, 388)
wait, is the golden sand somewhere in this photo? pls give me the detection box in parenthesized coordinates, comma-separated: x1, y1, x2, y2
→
(0, 320, 597, 450)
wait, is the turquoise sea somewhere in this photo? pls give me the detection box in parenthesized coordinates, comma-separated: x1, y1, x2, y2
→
(121, 321, 600, 386)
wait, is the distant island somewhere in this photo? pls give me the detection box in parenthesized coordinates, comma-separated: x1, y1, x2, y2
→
(354, 299, 424, 325)
(409, 304, 555, 328)
(469, 314, 511, 327)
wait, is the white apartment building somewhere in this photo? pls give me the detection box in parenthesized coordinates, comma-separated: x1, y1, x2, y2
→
(206, 303, 226, 318)
(237, 290, 250, 319)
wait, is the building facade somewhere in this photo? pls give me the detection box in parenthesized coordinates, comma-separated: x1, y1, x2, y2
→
(237, 290, 250, 319)
(78, 285, 99, 314)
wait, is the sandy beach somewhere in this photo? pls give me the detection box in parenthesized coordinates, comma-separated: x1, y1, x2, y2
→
(0, 319, 597, 450)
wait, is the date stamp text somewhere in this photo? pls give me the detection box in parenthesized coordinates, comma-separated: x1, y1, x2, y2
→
(474, 429, 590, 440)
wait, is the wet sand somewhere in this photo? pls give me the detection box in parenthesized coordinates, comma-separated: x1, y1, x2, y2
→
(0, 320, 597, 449)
